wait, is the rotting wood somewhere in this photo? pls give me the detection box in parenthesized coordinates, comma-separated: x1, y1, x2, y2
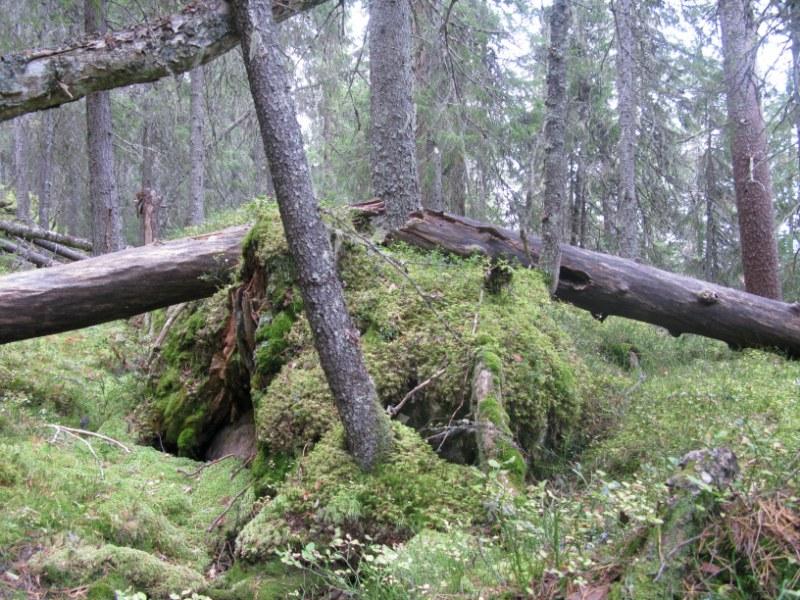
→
(0, 220, 92, 251)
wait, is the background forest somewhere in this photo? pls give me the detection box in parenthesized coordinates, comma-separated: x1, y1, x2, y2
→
(2, 0, 799, 296)
(1, 1, 800, 599)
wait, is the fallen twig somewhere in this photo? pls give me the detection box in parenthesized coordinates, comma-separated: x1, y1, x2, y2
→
(45, 424, 131, 453)
(207, 485, 251, 532)
(387, 366, 448, 417)
(177, 453, 237, 478)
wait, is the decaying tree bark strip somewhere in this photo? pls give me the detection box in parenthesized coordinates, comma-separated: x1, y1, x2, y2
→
(0, 0, 330, 122)
(353, 201, 800, 357)
(0, 225, 247, 343)
(2, 205, 800, 357)
(0, 220, 92, 251)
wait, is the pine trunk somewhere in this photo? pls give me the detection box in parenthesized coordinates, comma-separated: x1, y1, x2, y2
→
(613, 0, 639, 259)
(540, 0, 570, 295)
(38, 110, 55, 228)
(189, 66, 206, 226)
(368, 0, 421, 229)
(85, 0, 124, 254)
(719, 0, 781, 299)
(13, 115, 30, 222)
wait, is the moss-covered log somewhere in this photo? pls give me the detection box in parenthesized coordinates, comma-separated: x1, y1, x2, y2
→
(0, 0, 331, 121)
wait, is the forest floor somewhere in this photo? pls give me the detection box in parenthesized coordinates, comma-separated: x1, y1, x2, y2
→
(1, 212, 799, 599)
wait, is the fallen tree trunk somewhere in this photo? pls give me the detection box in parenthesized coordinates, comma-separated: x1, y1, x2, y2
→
(352, 201, 800, 357)
(0, 237, 55, 267)
(1, 206, 799, 357)
(0, 226, 247, 343)
(31, 238, 88, 261)
(0, 0, 329, 122)
(0, 220, 93, 251)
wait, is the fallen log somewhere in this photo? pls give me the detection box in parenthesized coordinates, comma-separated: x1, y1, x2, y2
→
(0, 237, 55, 267)
(0, 226, 247, 343)
(0, 0, 330, 122)
(0, 220, 92, 251)
(31, 238, 88, 261)
(1, 206, 799, 357)
(353, 201, 800, 357)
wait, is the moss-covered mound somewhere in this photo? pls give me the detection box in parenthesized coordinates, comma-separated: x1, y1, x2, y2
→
(236, 422, 484, 561)
(148, 204, 587, 478)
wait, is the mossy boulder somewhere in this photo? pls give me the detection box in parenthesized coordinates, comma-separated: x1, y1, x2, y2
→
(236, 423, 484, 560)
(31, 544, 205, 599)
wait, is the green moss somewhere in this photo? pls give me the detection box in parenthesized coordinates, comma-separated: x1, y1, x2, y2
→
(32, 544, 205, 599)
(236, 423, 484, 561)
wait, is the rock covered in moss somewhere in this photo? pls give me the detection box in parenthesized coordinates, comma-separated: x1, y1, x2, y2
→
(31, 544, 205, 599)
(236, 423, 484, 561)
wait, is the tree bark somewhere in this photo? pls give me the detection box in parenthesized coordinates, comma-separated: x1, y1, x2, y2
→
(31, 238, 87, 261)
(369, 0, 421, 229)
(0, 219, 93, 251)
(612, 0, 639, 259)
(189, 66, 206, 226)
(38, 109, 56, 227)
(13, 115, 30, 222)
(541, 0, 570, 296)
(3, 207, 800, 356)
(232, 0, 392, 471)
(0, 225, 246, 342)
(0, 0, 330, 122)
(85, 0, 124, 254)
(719, 0, 782, 299)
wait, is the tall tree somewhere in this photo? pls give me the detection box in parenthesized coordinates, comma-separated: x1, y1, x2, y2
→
(612, 0, 639, 258)
(38, 110, 55, 227)
(718, 0, 781, 299)
(368, 0, 421, 229)
(189, 66, 206, 226)
(13, 115, 29, 222)
(232, 0, 392, 470)
(540, 0, 571, 295)
(85, 0, 124, 253)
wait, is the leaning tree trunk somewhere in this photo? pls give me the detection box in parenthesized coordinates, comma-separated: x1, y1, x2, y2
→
(368, 0, 421, 229)
(232, 0, 392, 471)
(85, 0, 124, 254)
(719, 0, 781, 299)
(612, 0, 639, 259)
(540, 0, 570, 296)
(0, 0, 331, 122)
(189, 66, 206, 226)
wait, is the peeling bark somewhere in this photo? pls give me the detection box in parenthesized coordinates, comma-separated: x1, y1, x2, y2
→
(0, 0, 330, 122)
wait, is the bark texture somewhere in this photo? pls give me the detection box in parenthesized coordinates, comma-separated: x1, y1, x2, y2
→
(189, 66, 206, 226)
(0, 0, 329, 122)
(233, 0, 392, 471)
(368, 0, 421, 229)
(719, 0, 781, 299)
(0, 225, 246, 343)
(13, 115, 30, 222)
(541, 0, 570, 296)
(38, 109, 56, 227)
(85, 0, 124, 254)
(612, 0, 639, 258)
